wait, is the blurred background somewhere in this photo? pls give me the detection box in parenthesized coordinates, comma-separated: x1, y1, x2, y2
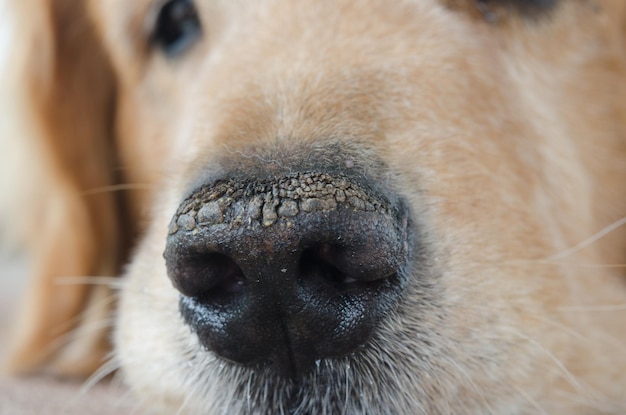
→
(0, 0, 29, 358)
(0, 5, 136, 413)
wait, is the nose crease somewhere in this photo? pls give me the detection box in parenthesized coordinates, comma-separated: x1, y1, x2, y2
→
(167, 172, 394, 237)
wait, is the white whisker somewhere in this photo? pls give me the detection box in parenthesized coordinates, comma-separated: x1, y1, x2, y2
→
(532, 261, 626, 269)
(344, 361, 351, 415)
(246, 368, 253, 414)
(556, 304, 626, 312)
(48, 316, 117, 352)
(55, 276, 123, 289)
(445, 355, 496, 414)
(82, 183, 154, 195)
(80, 357, 121, 395)
(547, 216, 626, 261)
(47, 291, 118, 338)
(175, 387, 196, 415)
(510, 383, 549, 415)
(507, 329, 596, 402)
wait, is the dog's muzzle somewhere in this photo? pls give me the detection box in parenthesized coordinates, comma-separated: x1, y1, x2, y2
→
(164, 171, 411, 378)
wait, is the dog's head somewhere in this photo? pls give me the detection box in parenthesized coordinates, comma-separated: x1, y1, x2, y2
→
(5, 0, 626, 413)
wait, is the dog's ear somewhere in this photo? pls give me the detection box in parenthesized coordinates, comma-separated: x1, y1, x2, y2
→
(3, 0, 126, 376)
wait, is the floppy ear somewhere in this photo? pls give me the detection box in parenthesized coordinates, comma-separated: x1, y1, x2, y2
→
(3, 0, 126, 376)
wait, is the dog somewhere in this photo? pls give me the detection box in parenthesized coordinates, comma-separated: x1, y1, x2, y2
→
(2, 0, 626, 413)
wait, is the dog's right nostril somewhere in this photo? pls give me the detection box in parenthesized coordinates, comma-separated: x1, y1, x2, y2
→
(169, 252, 247, 300)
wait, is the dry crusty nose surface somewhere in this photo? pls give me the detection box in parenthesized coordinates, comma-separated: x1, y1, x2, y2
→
(164, 172, 411, 378)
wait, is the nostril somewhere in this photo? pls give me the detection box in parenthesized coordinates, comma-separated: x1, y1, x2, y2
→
(300, 245, 353, 288)
(299, 244, 394, 289)
(169, 252, 246, 300)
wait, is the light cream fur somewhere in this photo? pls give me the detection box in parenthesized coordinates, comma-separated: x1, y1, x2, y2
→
(3, 0, 626, 414)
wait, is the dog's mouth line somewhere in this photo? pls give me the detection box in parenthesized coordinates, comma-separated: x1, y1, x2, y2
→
(278, 317, 301, 380)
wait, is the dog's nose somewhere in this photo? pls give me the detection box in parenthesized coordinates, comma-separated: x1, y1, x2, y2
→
(164, 172, 410, 377)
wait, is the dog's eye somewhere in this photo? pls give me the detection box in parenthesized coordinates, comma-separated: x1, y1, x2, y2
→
(151, 0, 202, 56)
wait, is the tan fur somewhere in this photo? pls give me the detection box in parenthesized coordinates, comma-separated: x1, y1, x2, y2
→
(3, 0, 126, 375)
(3, 0, 626, 413)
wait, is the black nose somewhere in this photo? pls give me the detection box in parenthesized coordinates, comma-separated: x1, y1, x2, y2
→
(164, 171, 411, 377)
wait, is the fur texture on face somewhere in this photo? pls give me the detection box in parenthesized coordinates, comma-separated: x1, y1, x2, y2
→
(4, 0, 626, 414)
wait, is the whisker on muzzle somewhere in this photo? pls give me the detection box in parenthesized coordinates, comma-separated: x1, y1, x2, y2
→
(546, 216, 626, 261)
(504, 328, 599, 406)
(81, 183, 155, 196)
(45, 280, 119, 351)
(48, 313, 117, 352)
(80, 355, 121, 394)
(55, 276, 124, 290)
(556, 304, 626, 312)
(77, 356, 145, 415)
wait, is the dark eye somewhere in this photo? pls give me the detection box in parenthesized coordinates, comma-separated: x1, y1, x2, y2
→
(151, 0, 202, 56)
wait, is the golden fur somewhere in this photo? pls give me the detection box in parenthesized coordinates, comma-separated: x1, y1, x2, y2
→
(3, 0, 626, 413)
